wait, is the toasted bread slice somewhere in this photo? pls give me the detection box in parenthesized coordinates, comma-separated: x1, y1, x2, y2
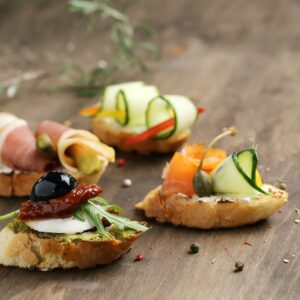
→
(0, 170, 102, 197)
(136, 185, 288, 229)
(92, 118, 190, 154)
(0, 220, 141, 270)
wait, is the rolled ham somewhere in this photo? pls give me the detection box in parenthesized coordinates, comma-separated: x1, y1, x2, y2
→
(0, 117, 55, 172)
(35, 120, 69, 145)
(35, 120, 115, 177)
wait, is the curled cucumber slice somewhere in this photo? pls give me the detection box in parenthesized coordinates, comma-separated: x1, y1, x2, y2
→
(211, 149, 267, 195)
(146, 95, 198, 139)
(116, 85, 159, 126)
(101, 81, 144, 112)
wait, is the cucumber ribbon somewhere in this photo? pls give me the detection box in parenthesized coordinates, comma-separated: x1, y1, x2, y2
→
(79, 82, 203, 142)
(125, 107, 204, 145)
(211, 148, 267, 195)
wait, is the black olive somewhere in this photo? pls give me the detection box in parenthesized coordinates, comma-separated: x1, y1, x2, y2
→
(31, 171, 76, 202)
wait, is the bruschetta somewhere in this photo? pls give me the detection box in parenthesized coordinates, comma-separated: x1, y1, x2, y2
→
(136, 128, 288, 229)
(0, 113, 115, 197)
(80, 81, 204, 154)
(0, 171, 148, 270)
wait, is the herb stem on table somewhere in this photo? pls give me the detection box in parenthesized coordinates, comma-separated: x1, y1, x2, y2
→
(67, 0, 159, 98)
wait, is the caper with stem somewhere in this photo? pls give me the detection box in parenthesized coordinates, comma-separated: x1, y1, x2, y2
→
(193, 127, 237, 197)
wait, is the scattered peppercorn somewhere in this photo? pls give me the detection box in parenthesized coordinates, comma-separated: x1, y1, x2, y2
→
(188, 243, 200, 254)
(134, 254, 144, 262)
(117, 158, 126, 167)
(278, 182, 287, 190)
(234, 261, 244, 272)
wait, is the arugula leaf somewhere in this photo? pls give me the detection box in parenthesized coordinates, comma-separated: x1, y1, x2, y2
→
(90, 197, 124, 213)
(91, 196, 109, 205)
(73, 209, 85, 222)
(0, 210, 20, 221)
(88, 200, 148, 232)
(83, 203, 106, 234)
(103, 204, 124, 213)
(74, 198, 149, 234)
(0, 197, 149, 236)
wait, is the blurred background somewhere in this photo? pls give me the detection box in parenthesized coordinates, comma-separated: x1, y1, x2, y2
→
(1, 0, 299, 123)
(0, 0, 299, 161)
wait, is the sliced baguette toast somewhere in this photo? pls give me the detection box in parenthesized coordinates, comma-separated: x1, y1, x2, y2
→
(92, 118, 190, 154)
(0, 171, 102, 197)
(136, 185, 288, 229)
(0, 220, 141, 270)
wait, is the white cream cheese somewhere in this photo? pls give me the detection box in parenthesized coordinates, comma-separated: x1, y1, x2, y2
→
(25, 217, 95, 234)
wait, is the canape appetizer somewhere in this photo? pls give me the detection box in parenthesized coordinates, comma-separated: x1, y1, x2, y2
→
(0, 112, 115, 197)
(80, 81, 204, 154)
(136, 128, 288, 229)
(0, 171, 148, 270)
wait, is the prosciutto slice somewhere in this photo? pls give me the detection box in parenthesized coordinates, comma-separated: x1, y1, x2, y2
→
(35, 120, 69, 145)
(1, 123, 56, 172)
(35, 120, 115, 177)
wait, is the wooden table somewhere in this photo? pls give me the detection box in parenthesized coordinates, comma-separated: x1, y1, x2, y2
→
(0, 1, 299, 299)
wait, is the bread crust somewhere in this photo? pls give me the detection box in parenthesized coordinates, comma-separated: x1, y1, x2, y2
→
(0, 226, 140, 269)
(92, 117, 190, 154)
(0, 170, 102, 197)
(136, 185, 288, 229)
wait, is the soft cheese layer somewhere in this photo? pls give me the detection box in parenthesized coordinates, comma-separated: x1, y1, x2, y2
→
(25, 217, 95, 234)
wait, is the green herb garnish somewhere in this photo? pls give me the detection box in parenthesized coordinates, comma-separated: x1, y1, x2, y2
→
(0, 210, 20, 221)
(74, 197, 148, 234)
(0, 198, 148, 235)
(66, 0, 159, 98)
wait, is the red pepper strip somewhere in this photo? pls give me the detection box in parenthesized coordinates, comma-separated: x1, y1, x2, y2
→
(125, 106, 205, 145)
(125, 118, 175, 145)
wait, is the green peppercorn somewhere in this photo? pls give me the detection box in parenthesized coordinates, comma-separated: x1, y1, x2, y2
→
(188, 243, 200, 254)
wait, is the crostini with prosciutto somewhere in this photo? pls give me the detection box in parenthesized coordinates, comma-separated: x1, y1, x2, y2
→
(0, 113, 115, 197)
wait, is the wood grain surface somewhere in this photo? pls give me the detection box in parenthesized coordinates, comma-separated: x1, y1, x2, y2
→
(0, 1, 299, 299)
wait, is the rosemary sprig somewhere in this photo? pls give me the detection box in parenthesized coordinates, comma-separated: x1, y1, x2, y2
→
(74, 197, 148, 233)
(67, 0, 158, 97)
(0, 70, 47, 98)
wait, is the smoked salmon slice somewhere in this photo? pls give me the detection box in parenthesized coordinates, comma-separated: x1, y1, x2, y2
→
(162, 144, 227, 196)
